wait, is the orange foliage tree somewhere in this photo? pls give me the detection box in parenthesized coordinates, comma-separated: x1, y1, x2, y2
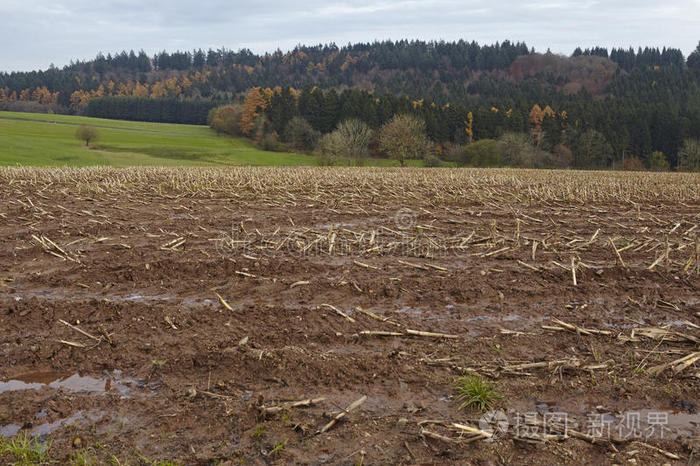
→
(240, 87, 268, 136)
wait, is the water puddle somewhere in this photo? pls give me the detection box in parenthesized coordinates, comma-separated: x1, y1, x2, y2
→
(662, 319, 698, 328)
(122, 293, 172, 303)
(389, 307, 551, 336)
(583, 409, 700, 440)
(637, 409, 700, 438)
(326, 346, 366, 355)
(1, 410, 105, 438)
(395, 306, 424, 317)
(394, 305, 460, 320)
(0, 424, 20, 437)
(0, 370, 134, 397)
(5, 284, 217, 311)
(33, 411, 85, 436)
(508, 400, 700, 440)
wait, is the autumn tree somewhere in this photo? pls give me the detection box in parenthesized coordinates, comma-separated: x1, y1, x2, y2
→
(240, 87, 268, 136)
(133, 82, 149, 97)
(31, 86, 58, 105)
(529, 104, 544, 146)
(465, 111, 474, 143)
(75, 124, 100, 147)
(69, 90, 91, 111)
(210, 105, 242, 136)
(379, 114, 433, 166)
(150, 81, 166, 98)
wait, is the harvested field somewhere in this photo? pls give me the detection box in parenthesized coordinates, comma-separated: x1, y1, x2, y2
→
(1, 166, 699, 465)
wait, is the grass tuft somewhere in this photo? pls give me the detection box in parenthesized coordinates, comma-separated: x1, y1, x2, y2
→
(252, 425, 265, 438)
(270, 439, 287, 456)
(0, 432, 53, 465)
(453, 372, 504, 411)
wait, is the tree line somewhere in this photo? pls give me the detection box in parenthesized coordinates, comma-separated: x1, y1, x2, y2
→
(3, 40, 698, 106)
(86, 97, 219, 125)
(206, 84, 700, 170)
(0, 40, 535, 109)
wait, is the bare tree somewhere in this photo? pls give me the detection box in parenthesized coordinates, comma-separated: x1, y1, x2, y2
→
(315, 119, 373, 165)
(335, 119, 373, 161)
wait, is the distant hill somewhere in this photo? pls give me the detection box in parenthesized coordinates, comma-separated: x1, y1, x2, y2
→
(1, 40, 689, 109)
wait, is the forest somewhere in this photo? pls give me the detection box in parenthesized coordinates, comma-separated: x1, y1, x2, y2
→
(2, 40, 700, 170)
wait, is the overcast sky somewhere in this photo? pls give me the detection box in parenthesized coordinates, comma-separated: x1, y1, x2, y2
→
(2, 0, 700, 72)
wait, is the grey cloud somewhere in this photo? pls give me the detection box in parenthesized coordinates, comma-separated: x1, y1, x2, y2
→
(1, 0, 699, 71)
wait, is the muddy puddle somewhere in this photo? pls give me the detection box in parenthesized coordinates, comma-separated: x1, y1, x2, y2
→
(3, 285, 218, 311)
(1, 410, 105, 438)
(0, 370, 136, 397)
(394, 305, 462, 320)
(1, 371, 145, 438)
(506, 400, 700, 440)
(362, 391, 455, 418)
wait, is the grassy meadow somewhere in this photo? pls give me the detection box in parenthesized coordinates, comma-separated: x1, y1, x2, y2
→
(0, 110, 215, 135)
(0, 111, 317, 167)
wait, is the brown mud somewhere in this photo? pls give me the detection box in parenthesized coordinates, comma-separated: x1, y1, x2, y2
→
(0, 167, 698, 464)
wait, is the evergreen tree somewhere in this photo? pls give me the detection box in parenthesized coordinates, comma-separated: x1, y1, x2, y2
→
(688, 42, 700, 70)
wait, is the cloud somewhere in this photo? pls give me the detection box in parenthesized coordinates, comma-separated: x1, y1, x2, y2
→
(1, 0, 699, 71)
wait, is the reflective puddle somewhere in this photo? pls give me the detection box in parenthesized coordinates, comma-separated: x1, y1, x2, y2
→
(0, 370, 134, 397)
(0, 370, 138, 438)
(509, 400, 700, 440)
(1, 410, 105, 438)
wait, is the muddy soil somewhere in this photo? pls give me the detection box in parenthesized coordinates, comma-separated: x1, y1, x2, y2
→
(0, 168, 698, 465)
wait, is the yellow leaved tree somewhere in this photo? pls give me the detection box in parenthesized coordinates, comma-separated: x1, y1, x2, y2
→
(529, 104, 544, 145)
(240, 87, 268, 136)
(465, 111, 474, 144)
